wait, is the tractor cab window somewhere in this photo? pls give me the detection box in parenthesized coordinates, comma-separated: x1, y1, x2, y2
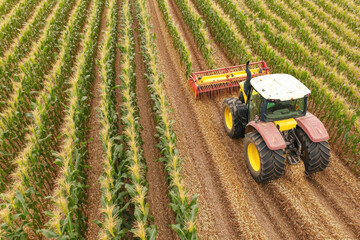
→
(265, 97, 306, 121)
(248, 89, 263, 122)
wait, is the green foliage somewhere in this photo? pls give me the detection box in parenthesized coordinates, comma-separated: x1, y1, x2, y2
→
(135, 0, 199, 238)
(173, 0, 214, 68)
(156, 0, 192, 77)
(0, 0, 90, 237)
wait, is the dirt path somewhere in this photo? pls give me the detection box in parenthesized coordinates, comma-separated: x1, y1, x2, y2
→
(132, 3, 177, 239)
(146, 0, 360, 239)
(84, 4, 107, 240)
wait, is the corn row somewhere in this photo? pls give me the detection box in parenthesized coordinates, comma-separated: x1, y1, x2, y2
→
(156, 0, 192, 77)
(329, 0, 360, 17)
(0, 0, 90, 237)
(0, 0, 43, 56)
(297, 0, 360, 52)
(117, 0, 158, 238)
(242, 1, 360, 108)
(172, 0, 214, 68)
(0, 0, 20, 21)
(262, 0, 360, 84)
(0, 0, 77, 188)
(40, 0, 104, 238)
(191, 0, 252, 65)
(135, 0, 198, 239)
(0, 0, 58, 104)
(214, 0, 360, 169)
(96, 0, 129, 239)
(281, 0, 360, 65)
(312, 0, 360, 36)
(0, 0, 76, 111)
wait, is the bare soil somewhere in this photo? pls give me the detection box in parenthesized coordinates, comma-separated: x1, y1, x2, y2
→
(145, 0, 360, 239)
(84, 3, 107, 240)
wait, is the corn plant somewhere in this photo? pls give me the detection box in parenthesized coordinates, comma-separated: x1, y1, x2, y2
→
(311, 0, 360, 36)
(191, 0, 252, 64)
(116, 0, 157, 239)
(0, 0, 77, 192)
(0, 0, 21, 20)
(297, 0, 360, 55)
(95, 0, 130, 238)
(0, 0, 90, 237)
(156, 0, 192, 77)
(0, 0, 43, 56)
(0, 0, 58, 102)
(173, 0, 214, 69)
(39, 0, 104, 238)
(247, 0, 360, 90)
(282, 0, 360, 65)
(135, 0, 198, 238)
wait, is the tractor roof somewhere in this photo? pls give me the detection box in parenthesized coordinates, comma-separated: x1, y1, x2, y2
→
(251, 74, 311, 101)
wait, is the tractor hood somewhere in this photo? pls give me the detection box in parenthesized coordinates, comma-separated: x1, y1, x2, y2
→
(251, 74, 310, 101)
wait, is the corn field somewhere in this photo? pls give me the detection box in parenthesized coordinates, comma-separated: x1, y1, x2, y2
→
(1, 0, 360, 239)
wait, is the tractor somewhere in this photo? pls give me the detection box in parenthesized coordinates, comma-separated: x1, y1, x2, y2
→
(189, 61, 330, 183)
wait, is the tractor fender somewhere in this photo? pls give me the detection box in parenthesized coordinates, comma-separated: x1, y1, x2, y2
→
(295, 112, 329, 142)
(245, 121, 286, 150)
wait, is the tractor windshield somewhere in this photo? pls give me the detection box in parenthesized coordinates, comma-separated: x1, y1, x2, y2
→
(264, 98, 306, 121)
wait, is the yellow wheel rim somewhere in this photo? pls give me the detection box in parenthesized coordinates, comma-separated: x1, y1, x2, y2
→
(248, 143, 260, 172)
(224, 106, 233, 129)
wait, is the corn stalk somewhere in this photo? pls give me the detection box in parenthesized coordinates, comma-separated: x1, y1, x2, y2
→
(96, 0, 130, 239)
(0, 0, 90, 238)
(172, 0, 214, 69)
(0, 0, 77, 192)
(0, 0, 43, 56)
(0, 0, 58, 102)
(134, 0, 198, 238)
(39, 0, 105, 238)
(0, 0, 21, 20)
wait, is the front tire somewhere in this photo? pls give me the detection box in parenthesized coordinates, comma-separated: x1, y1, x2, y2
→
(295, 127, 330, 175)
(244, 131, 285, 183)
(222, 98, 246, 138)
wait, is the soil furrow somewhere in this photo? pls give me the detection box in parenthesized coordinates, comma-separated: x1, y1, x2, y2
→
(152, 0, 360, 239)
(132, 2, 176, 239)
(84, 4, 107, 239)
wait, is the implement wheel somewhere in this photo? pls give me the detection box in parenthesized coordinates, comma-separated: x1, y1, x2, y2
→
(222, 98, 245, 138)
(244, 131, 285, 183)
(295, 128, 330, 175)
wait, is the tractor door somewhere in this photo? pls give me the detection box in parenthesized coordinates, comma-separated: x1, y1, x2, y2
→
(248, 88, 264, 122)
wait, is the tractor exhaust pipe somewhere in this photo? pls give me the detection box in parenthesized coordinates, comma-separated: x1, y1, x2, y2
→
(244, 61, 251, 95)
(239, 61, 252, 101)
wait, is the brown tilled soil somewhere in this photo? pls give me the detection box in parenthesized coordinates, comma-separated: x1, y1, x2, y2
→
(143, 0, 360, 239)
(84, 4, 107, 240)
(132, 3, 177, 239)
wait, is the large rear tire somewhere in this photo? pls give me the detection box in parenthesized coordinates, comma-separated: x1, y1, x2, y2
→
(295, 127, 330, 175)
(222, 98, 246, 138)
(244, 131, 285, 183)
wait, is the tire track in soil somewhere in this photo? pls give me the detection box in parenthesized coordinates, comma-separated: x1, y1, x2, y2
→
(148, 0, 263, 239)
(84, 3, 106, 239)
(183, 0, 360, 238)
(131, 2, 176, 239)
(152, 0, 360, 239)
